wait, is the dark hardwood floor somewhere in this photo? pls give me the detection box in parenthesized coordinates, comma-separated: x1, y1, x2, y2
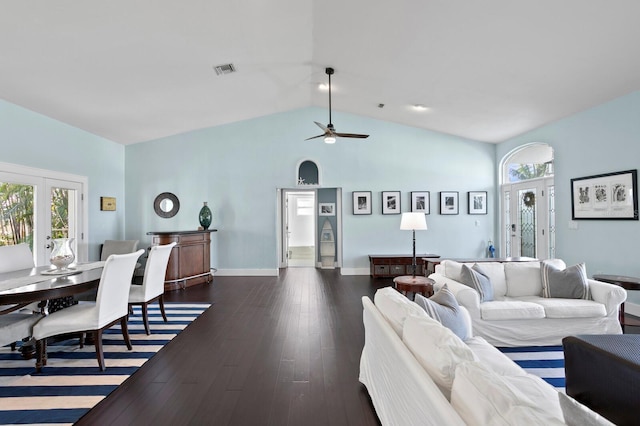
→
(76, 268, 387, 425)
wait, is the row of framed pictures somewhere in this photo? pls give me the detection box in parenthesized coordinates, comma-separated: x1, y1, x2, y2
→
(352, 191, 488, 215)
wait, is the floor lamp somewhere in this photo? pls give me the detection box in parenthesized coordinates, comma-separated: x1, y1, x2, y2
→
(400, 212, 428, 277)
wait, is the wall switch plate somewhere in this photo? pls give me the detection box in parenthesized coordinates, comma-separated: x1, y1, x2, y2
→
(568, 221, 579, 230)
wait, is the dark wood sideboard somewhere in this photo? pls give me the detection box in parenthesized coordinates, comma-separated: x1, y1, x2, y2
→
(147, 230, 216, 292)
(369, 254, 440, 278)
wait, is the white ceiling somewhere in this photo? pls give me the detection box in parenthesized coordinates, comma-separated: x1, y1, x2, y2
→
(2, 1, 639, 145)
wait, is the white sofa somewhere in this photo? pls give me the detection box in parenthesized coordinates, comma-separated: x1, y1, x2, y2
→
(429, 260, 626, 347)
(359, 287, 613, 426)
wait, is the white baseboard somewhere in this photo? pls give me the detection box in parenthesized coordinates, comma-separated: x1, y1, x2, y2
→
(625, 302, 640, 317)
(214, 268, 279, 277)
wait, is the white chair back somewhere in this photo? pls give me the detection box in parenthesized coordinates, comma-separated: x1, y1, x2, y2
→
(100, 240, 140, 261)
(0, 243, 35, 273)
(95, 250, 144, 327)
(141, 243, 176, 301)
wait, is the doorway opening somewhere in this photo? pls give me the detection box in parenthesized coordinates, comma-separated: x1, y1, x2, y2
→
(284, 190, 316, 267)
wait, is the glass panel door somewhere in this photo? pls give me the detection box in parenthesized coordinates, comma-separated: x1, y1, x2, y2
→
(45, 179, 81, 263)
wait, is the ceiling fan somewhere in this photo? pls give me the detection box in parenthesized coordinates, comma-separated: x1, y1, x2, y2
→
(305, 67, 369, 143)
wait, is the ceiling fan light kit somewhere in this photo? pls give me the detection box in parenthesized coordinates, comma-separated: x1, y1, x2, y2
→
(305, 67, 370, 143)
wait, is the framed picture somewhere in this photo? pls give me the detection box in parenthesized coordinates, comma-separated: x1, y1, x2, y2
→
(352, 191, 372, 215)
(571, 169, 638, 220)
(318, 203, 335, 216)
(439, 191, 459, 215)
(468, 191, 487, 215)
(411, 191, 430, 214)
(382, 191, 401, 214)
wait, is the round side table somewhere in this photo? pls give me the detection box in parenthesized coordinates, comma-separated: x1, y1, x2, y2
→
(393, 275, 435, 300)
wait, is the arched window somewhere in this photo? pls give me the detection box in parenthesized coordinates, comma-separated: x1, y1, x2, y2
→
(500, 143, 555, 259)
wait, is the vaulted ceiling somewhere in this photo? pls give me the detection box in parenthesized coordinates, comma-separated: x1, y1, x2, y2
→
(2, 1, 639, 145)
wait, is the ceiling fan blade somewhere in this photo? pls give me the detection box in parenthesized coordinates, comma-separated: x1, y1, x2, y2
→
(305, 134, 326, 140)
(334, 132, 369, 139)
(314, 121, 328, 131)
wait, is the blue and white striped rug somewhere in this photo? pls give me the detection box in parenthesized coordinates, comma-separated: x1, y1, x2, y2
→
(0, 303, 210, 425)
(498, 346, 565, 392)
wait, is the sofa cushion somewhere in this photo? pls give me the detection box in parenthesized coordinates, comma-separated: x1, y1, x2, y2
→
(530, 297, 606, 318)
(374, 287, 426, 336)
(451, 362, 565, 426)
(415, 285, 471, 341)
(504, 262, 544, 297)
(460, 264, 494, 302)
(480, 300, 546, 320)
(558, 392, 615, 426)
(541, 261, 589, 299)
(402, 313, 476, 400)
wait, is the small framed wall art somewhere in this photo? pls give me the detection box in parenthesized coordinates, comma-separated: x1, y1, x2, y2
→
(411, 191, 430, 214)
(468, 191, 487, 215)
(100, 196, 116, 211)
(319, 203, 335, 216)
(382, 191, 401, 215)
(439, 191, 458, 215)
(353, 191, 372, 215)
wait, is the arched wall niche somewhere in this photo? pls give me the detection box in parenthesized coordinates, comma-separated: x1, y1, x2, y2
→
(296, 159, 321, 186)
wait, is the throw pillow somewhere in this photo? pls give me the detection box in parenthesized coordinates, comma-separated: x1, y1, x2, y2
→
(540, 261, 589, 299)
(460, 264, 494, 302)
(558, 393, 615, 426)
(415, 285, 471, 341)
(451, 362, 566, 425)
(402, 313, 476, 400)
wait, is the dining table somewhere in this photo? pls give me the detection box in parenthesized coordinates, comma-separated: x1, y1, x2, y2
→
(0, 262, 105, 357)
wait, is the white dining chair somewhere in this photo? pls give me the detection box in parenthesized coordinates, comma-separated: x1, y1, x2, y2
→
(128, 242, 176, 335)
(32, 249, 144, 372)
(0, 243, 41, 350)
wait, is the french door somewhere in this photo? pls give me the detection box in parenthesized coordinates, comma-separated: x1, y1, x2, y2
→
(501, 177, 555, 260)
(0, 163, 87, 266)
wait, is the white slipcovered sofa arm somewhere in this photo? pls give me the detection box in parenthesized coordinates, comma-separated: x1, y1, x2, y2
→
(588, 279, 627, 316)
(430, 273, 481, 319)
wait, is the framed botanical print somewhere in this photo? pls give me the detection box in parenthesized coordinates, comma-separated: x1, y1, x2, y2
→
(439, 191, 459, 215)
(353, 191, 372, 215)
(411, 191, 430, 214)
(571, 169, 638, 220)
(468, 191, 487, 215)
(382, 191, 401, 214)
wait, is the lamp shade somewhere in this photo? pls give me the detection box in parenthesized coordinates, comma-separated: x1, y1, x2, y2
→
(400, 212, 427, 230)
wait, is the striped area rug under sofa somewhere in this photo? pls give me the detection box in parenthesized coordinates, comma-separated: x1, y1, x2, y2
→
(499, 345, 566, 392)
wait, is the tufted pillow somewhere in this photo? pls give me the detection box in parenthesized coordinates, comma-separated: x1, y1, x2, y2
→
(415, 285, 471, 341)
(460, 264, 494, 302)
(541, 261, 589, 299)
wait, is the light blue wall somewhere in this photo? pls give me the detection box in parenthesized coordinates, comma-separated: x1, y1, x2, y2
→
(497, 91, 640, 302)
(0, 100, 125, 259)
(125, 107, 497, 274)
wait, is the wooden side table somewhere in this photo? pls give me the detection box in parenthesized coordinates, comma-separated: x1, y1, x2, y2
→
(593, 274, 640, 332)
(393, 275, 435, 300)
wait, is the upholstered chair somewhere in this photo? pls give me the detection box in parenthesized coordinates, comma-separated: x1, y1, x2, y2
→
(0, 243, 41, 350)
(128, 242, 176, 334)
(33, 250, 144, 372)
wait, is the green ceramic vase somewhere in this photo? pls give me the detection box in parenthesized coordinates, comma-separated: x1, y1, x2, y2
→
(199, 202, 212, 229)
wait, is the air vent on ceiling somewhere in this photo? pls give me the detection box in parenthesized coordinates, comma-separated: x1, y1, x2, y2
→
(213, 63, 236, 76)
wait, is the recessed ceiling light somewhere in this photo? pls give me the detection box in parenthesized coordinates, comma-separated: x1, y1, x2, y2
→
(413, 104, 429, 111)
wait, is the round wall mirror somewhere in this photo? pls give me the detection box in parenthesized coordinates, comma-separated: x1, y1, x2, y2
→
(154, 192, 180, 218)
